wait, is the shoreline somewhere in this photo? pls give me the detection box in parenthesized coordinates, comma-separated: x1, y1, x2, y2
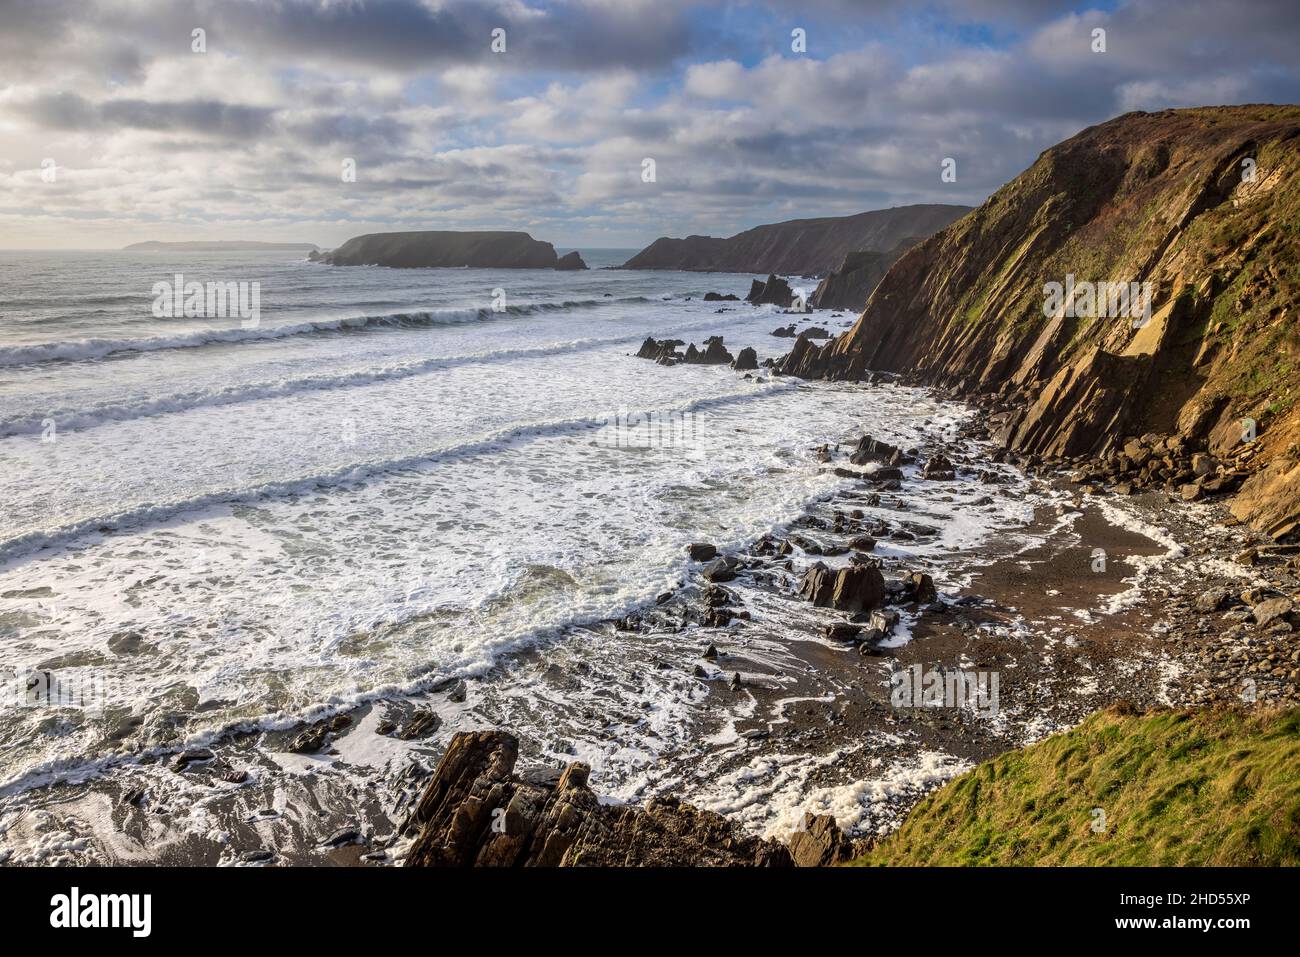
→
(3, 349, 1294, 866)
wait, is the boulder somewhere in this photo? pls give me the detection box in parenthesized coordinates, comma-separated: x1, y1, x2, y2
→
(831, 564, 886, 613)
(787, 813, 856, 867)
(823, 622, 862, 642)
(922, 454, 956, 480)
(703, 556, 742, 583)
(687, 543, 718, 562)
(905, 572, 938, 603)
(1251, 597, 1295, 629)
(849, 435, 900, 466)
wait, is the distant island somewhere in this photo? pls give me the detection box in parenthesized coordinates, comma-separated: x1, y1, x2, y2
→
(310, 230, 587, 270)
(123, 241, 320, 252)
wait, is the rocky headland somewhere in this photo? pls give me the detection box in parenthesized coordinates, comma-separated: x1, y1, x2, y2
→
(621, 204, 969, 275)
(310, 230, 587, 270)
(780, 105, 1300, 543)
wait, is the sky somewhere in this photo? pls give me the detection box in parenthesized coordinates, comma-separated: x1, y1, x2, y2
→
(1, 0, 1298, 250)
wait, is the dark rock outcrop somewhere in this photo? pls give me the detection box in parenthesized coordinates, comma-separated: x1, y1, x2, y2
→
(635, 336, 685, 364)
(799, 561, 886, 613)
(746, 274, 796, 308)
(809, 238, 925, 311)
(402, 731, 793, 866)
(312, 230, 584, 270)
(849, 435, 900, 466)
(621, 205, 972, 275)
(555, 250, 589, 270)
(787, 813, 858, 867)
(732, 347, 759, 371)
(703, 291, 739, 301)
(687, 336, 734, 365)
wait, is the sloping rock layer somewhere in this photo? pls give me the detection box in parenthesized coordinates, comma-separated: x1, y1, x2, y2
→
(781, 106, 1300, 539)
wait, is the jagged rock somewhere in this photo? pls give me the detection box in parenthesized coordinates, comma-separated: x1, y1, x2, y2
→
(555, 251, 588, 270)
(683, 336, 734, 365)
(787, 813, 857, 867)
(288, 725, 329, 754)
(635, 336, 685, 364)
(732, 346, 759, 371)
(403, 731, 793, 866)
(703, 292, 739, 301)
(849, 435, 900, 466)
(922, 454, 956, 480)
(746, 274, 795, 308)
(398, 710, 442, 740)
(771, 324, 798, 338)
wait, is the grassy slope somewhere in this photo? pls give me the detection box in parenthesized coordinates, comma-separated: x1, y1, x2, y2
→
(851, 705, 1300, 866)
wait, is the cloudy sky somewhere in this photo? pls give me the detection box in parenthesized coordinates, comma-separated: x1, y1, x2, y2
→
(2, 0, 1298, 249)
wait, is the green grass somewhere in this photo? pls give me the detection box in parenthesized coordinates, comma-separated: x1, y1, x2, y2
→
(849, 705, 1300, 866)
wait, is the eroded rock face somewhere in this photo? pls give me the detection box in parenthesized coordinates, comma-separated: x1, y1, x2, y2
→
(775, 106, 1300, 540)
(402, 731, 793, 867)
(810, 237, 927, 311)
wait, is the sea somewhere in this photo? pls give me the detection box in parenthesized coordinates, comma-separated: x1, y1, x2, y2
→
(0, 246, 1061, 862)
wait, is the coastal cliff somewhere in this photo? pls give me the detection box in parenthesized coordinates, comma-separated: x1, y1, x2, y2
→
(782, 105, 1300, 539)
(311, 230, 587, 269)
(809, 237, 925, 311)
(621, 204, 970, 276)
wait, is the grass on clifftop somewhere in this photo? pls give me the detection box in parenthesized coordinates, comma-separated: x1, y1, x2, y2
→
(851, 705, 1300, 866)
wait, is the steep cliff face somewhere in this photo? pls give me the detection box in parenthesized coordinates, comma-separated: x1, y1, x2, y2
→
(809, 237, 923, 310)
(783, 106, 1300, 539)
(312, 230, 584, 269)
(621, 204, 970, 275)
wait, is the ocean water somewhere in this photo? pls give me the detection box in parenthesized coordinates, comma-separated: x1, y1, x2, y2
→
(0, 247, 910, 800)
